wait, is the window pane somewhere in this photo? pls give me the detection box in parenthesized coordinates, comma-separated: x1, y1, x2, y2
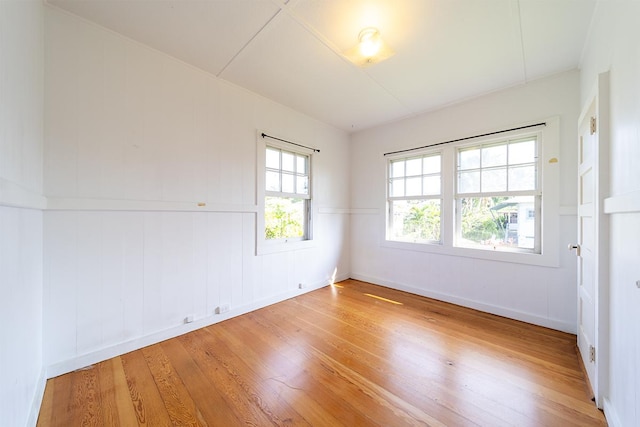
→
(406, 177, 422, 196)
(282, 173, 294, 193)
(282, 152, 295, 172)
(423, 176, 441, 195)
(458, 171, 480, 193)
(459, 148, 480, 170)
(296, 175, 309, 195)
(405, 158, 422, 176)
(457, 196, 536, 251)
(482, 144, 507, 168)
(508, 165, 536, 191)
(391, 178, 404, 197)
(296, 155, 307, 174)
(265, 197, 306, 240)
(266, 148, 280, 169)
(509, 140, 536, 165)
(423, 155, 440, 174)
(391, 160, 404, 178)
(481, 168, 507, 192)
(266, 171, 280, 191)
(389, 199, 441, 242)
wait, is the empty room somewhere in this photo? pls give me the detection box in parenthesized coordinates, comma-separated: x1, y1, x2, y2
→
(1, 0, 639, 426)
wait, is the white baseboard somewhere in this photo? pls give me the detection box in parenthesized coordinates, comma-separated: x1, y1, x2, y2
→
(46, 276, 342, 378)
(602, 397, 621, 427)
(349, 273, 575, 333)
(27, 366, 47, 427)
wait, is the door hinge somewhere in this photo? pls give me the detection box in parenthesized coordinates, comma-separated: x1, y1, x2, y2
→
(589, 345, 596, 363)
(590, 116, 597, 135)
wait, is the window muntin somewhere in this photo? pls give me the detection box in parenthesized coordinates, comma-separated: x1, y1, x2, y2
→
(455, 137, 540, 253)
(265, 147, 309, 196)
(457, 138, 537, 194)
(265, 146, 310, 241)
(387, 153, 442, 243)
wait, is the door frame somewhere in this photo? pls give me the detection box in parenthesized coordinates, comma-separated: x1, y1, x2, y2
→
(576, 71, 610, 408)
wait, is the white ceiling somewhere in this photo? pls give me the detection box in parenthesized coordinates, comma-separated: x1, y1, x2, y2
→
(46, 0, 597, 132)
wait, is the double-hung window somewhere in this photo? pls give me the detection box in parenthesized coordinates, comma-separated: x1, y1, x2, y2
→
(388, 153, 442, 243)
(455, 137, 540, 253)
(264, 146, 311, 242)
(384, 119, 559, 266)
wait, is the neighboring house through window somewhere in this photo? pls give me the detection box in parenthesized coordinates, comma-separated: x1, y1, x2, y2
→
(385, 119, 560, 267)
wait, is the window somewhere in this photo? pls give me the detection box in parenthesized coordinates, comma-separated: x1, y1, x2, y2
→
(264, 146, 310, 241)
(387, 153, 442, 243)
(456, 137, 540, 253)
(384, 118, 560, 267)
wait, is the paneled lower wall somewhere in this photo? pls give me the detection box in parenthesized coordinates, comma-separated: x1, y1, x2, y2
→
(44, 208, 350, 376)
(43, 7, 351, 376)
(0, 206, 44, 426)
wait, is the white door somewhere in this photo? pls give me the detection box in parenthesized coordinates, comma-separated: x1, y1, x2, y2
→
(573, 73, 609, 408)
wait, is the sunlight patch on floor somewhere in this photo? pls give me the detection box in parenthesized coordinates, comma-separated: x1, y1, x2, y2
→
(364, 293, 403, 305)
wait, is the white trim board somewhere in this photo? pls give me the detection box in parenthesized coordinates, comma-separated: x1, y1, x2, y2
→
(603, 397, 621, 427)
(27, 368, 47, 427)
(46, 197, 259, 213)
(604, 190, 640, 214)
(349, 273, 575, 334)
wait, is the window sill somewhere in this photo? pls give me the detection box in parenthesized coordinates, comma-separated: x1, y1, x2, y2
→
(382, 239, 558, 267)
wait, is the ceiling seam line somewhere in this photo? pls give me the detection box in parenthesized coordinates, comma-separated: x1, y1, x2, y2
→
(216, 8, 283, 78)
(515, 0, 528, 83)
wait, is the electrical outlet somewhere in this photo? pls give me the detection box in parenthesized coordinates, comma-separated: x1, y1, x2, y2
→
(215, 304, 230, 315)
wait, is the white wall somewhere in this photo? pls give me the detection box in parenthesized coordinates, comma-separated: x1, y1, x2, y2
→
(43, 7, 351, 375)
(0, 1, 45, 426)
(580, 2, 640, 426)
(350, 70, 580, 333)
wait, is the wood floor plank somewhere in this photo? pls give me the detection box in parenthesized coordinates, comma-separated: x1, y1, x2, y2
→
(304, 283, 589, 398)
(159, 337, 242, 427)
(207, 322, 343, 427)
(66, 367, 102, 427)
(39, 369, 74, 426)
(142, 344, 204, 426)
(179, 328, 300, 426)
(217, 313, 356, 427)
(96, 358, 139, 426)
(256, 297, 504, 426)
(253, 304, 464, 426)
(242, 309, 395, 427)
(35, 377, 55, 426)
(120, 349, 172, 426)
(37, 279, 607, 426)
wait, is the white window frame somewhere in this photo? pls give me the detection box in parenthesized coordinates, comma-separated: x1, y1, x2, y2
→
(387, 152, 443, 244)
(454, 136, 541, 254)
(383, 118, 560, 267)
(256, 131, 315, 255)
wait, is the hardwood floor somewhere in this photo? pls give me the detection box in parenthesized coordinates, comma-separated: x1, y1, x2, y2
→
(37, 279, 607, 426)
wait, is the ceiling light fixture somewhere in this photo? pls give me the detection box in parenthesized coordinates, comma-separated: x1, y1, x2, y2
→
(344, 27, 395, 67)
